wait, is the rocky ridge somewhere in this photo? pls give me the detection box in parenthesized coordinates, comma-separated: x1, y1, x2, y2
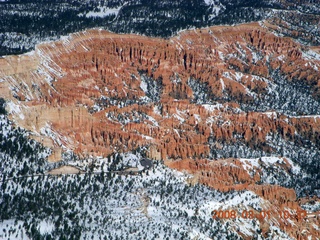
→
(1, 0, 320, 56)
(0, 22, 320, 239)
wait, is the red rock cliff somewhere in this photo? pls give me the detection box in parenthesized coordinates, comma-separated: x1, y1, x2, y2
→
(0, 22, 319, 239)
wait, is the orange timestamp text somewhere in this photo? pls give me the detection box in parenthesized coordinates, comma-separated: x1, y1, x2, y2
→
(211, 209, 307, 220)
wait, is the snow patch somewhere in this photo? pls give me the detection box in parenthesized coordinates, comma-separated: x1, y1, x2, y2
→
(0, 220, 29, 240)
(202, 103, 223, 112)
(81, 6, 121, 18)
(140, 80, 148, 93)
(40, 123, 71, 149)
(290, 115, 320, 119)
(153, 105, 161, 115)
(204, 0, 224, 20)
(7, 101, 25, 120)
(142, 135, 153, 140)
(38, 220, 55, 235)
(284, 158, 301, 174)
(262, 111, 277, 119)
(146, 115, 159, 127)
(173, 113, 185, 123)
(302, 49, 320, 61)
(122, 153, 142, 169)
(194, 114, 201, 123)
(220, 78, 225, 90)
(240, 157, 301, 175)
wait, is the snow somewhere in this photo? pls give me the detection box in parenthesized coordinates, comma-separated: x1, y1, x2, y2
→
(171, 77, 181, 84)
(142, 135, 153, 140)
(284, 158, 301, 174)
(6, 100, 25, 120)
(194, 114, 201, 123)
(22, 50, 35, 56)
(146, 115, 159, 127)
(304, 61, 319, 71)
(0, 115, 11, 136)
(235, 72, 243, 82)
(262, 111, 277, 119)
(0, 134, 295, 240)
(202, 103, 223, 112)
(40, 123, 71, 149)
(202, 191, 260, 214)
(83, 6, 121, 18)
(206, 116, 216, 124)
(302, 201, 320, 212)
(137, 95, 148, 103)
(240, 157, 301, 176)
(220, 78, 225, 90)
(121, 152, 142, 169)
(172, 113, 185, 123)
(251, 51, 260, 62)
(203, 0, 224, 20)
(290, 115, 320, 119)
(203, 0, 213, 5)
(261, 156, 281, 164)
(240, 157, 281, 169)
(189, 229, 211, 240)
(0, 220, 29, 240)
(38, 220, 55, 235)
(35, 47, 64, 84)
(173, 129, 180, 138)
(302, 49, 320, 61)
(239, 158, 260, 175)
(92, 103, 102, 112)
(153, 105, 161, 115)
(218, 51, 224, 60)
(277, 54, 285, 62)
(140, 80, 148, 93)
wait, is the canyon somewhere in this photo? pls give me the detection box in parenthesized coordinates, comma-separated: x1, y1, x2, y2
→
(0, 22, 319, 239)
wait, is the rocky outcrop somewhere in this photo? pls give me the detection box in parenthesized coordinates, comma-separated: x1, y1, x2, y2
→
(0, 22, 319, 164)
(166, 157, 320, 239)
(166, 158, 297, 204)
(0, 22, 319, 239)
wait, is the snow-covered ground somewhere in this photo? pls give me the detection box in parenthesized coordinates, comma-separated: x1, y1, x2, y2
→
(0, 113, 294, 239)
(0, 220, 29, 240)
(0, 158, 292, 239)
(80, 6, 122, 18)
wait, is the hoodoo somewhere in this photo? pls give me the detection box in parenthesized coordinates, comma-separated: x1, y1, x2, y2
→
(1, 23, 320, 239)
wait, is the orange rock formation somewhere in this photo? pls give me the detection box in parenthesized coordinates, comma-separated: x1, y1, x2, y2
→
(0, 22, 319, 239)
